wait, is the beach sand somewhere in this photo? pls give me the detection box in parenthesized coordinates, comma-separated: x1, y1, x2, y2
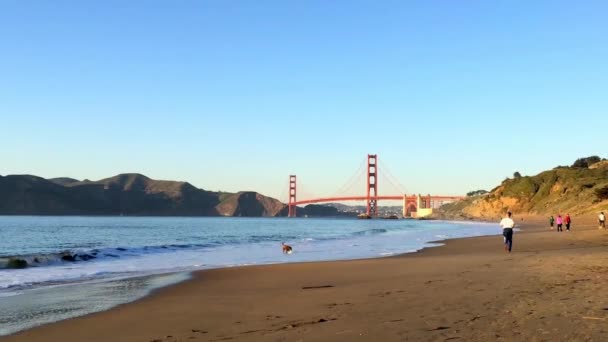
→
(6, 217, 608, 341)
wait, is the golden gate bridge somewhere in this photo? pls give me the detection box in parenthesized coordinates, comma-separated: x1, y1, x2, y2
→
(286, 154, 463, 218)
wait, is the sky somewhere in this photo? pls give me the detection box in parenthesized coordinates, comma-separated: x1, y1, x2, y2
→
(1, 0, 607, 202)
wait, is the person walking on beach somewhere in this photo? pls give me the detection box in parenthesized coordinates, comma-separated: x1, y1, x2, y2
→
(556, 214, 563, 232)
(549, 215, 555, 230)
(600, 212, 606, 230)
(500, 211, 515, 253)
(565, 214, 572, 231)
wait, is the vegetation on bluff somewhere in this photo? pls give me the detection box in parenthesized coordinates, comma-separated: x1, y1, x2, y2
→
(439, 156, 608, 219)
(466, 190, 488, 197)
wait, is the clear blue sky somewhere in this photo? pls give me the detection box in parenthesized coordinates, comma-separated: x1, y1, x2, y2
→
(1, 1, 607, 201)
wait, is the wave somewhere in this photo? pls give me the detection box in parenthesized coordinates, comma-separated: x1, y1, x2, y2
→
(0, 225, 406, 271)
(0, 243, 222, 270)
(0, 235, 312, 270)
(0, 224, 446, 271)
(351, 228, 389, 236)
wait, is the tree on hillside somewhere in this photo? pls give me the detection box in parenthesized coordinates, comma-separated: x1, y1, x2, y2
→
(513, 171, 522, 178)
(467, 190, 488, 197)
(572, 156, 601, 168)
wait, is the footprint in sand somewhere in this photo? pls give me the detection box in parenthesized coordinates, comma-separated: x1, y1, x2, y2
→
(302, 285, 335, 290)
(281, 318, 338, 330)
(426, 326, 450, 331)
(383, 318, 404, 324)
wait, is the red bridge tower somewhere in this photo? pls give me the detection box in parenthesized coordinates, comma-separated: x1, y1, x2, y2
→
(288, 175, 297, 217)
(366, 154, 378, 217)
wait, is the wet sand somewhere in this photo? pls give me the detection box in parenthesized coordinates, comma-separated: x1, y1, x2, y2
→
(6, 216, 608, 341)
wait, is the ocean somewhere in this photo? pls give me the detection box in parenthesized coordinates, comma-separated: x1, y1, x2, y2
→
(0, 216, 498, 336)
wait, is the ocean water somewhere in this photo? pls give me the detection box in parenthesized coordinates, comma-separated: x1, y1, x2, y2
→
(0, 216, 498, 336)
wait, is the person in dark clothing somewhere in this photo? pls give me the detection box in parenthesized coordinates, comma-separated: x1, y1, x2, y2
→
(549, 216, 554, 230)
(500, 211, 515, 253)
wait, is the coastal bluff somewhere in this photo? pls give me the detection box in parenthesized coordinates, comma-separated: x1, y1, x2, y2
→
(438, 157, 608, 220)
(0, 173, 286, 217)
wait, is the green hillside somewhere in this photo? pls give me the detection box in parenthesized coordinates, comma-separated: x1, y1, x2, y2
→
(439, 157, 608, 220)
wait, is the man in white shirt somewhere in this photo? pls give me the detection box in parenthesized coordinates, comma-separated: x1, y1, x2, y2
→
(600, 212, 606, 230)
(500, 211, 515, 252)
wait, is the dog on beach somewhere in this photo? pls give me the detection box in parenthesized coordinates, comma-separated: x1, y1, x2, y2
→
(282, 242, 293, 254)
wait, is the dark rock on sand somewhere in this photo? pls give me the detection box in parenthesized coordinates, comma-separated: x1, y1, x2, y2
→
(61, 253, 77, 262)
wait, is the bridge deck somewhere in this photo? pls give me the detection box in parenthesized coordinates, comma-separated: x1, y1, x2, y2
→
(292, 195, 463, 206)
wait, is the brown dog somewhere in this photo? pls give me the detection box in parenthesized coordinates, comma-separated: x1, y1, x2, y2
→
(282, 242, 293, 254)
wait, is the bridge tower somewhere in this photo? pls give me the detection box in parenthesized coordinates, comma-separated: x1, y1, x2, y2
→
(366, 154, 378, 217)
(288, 175, 297, 217)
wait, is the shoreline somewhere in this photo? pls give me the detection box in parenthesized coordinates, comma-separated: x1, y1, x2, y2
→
(0, 271, 192, 337)
(0, 219, 497, 337)
(6, 216, 608, 341)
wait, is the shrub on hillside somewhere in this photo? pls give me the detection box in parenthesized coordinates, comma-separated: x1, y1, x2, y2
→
(502, 177, 539, 198)
(467, 190, 488, 197)
(595, 186, 608, 201)
(572, 156, 601, 168)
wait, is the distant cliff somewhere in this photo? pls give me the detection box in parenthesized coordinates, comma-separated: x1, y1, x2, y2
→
(438, 157, 608, 220)
(0, 173, 287, 217)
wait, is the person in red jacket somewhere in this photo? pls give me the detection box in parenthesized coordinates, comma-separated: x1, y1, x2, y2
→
(565, 214, 572, 232)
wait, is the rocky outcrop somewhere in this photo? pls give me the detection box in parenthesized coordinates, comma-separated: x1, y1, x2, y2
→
(216, 191, 286, 217)
(7, 258, 28, 269)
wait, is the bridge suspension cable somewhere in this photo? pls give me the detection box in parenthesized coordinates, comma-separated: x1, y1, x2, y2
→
(297, 179, 316, 202)
(330, 158, 367, 198)
(379, 159, 409, 195)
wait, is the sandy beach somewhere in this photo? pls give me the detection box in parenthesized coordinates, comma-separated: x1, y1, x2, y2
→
(5, 216, 608, 342)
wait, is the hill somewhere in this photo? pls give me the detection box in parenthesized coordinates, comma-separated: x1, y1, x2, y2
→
(215, 191, 285, 217)
(439, 157, 608, 220)
(0, 175, 80, 214)
(48, 177, 80, 186)
(0, 173, 286, 217)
